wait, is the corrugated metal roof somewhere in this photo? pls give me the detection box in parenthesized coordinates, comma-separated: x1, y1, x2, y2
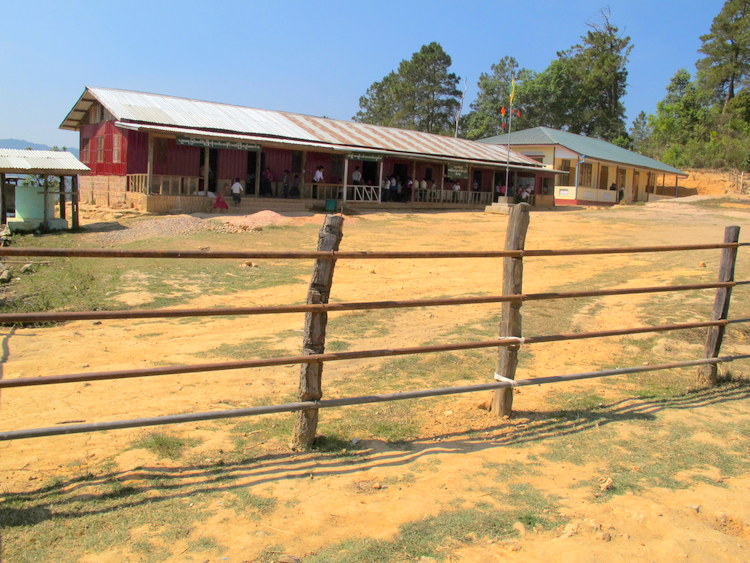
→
(119, 122, 552, 173)
(0, 149, 89, 175)
(479, 126, 687, 176)
(61, 87, 543, 168)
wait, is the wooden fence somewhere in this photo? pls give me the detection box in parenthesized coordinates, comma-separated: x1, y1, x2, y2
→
(0, 204, 747, 449)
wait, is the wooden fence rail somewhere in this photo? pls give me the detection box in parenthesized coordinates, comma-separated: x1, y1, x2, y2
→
(0, 211, 745, 448)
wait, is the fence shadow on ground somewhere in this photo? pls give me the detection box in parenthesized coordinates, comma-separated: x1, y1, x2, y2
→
(2, 379, 749, 528)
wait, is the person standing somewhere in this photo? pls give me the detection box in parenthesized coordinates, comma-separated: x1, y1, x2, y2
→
(261, 167, 274, 197)
(313, 166, 324, 199)
(230, 178, 244, 205)
(352, 166, 362, 185)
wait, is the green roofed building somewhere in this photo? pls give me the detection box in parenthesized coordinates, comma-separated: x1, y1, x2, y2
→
(479, 126, 687, 206)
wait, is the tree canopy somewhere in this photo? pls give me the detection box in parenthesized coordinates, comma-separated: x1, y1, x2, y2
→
(462, 57, 530, 140)
(696, 0, 750, 111)
(643, 0, 750, 169)
(354, 42, 461, 136)
(352, 3, 749, 170)
(464, 11, 632, 142)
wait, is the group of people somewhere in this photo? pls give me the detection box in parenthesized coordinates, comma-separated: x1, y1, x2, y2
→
(261, 168, 301, 198)
(494, 184, 534, 202)
(380, 175, 438, 202)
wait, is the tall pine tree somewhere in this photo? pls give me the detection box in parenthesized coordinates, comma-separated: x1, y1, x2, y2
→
(354, 43, 461, 136)
(696, 0, 750, 111)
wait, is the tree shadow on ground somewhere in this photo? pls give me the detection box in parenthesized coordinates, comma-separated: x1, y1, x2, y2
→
(2, 380, 749, 528)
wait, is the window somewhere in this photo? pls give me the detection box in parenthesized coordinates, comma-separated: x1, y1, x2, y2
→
(557, 159, 571, 186)
(579, 162, 592, 187)
(617, 168, 626, 187)
(96, 137, 104, 163)
(113, 134, 121, 164)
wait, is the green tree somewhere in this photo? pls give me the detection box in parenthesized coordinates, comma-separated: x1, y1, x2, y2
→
(696, 0, 750, 111)
(515, 57, 585, 132)
(564, 10, 632, 139)
(647, 69, 714, 166)
(354, 42, 461, 135)
(500, 10, 632, 141)
(462, 56, 531, 139)
(629, 111, 651, 152)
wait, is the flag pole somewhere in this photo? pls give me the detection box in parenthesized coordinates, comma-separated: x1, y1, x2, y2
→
(504, 78, 516, 195)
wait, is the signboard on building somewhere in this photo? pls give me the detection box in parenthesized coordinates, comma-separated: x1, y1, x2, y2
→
(346, 152, 383, 162)
(177, 137, 261, 151)
(446, 164, 469, 179)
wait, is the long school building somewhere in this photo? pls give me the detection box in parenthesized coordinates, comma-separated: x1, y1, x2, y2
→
(60, 87, 551, 213)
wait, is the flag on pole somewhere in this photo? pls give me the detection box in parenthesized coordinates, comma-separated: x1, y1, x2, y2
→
(500, 106, 506, 117)
(509, 78, 516, 105)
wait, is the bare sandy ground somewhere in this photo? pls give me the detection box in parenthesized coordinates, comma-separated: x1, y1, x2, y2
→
(1, 198, 750, 561)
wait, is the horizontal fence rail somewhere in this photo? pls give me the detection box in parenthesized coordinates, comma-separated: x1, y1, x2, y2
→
(0, 211, 746, 446)
(0, 319, 734, 390)
(0, 282, 735, 324)
(0, 242, 743, 261)
(2, 354, 748, 442)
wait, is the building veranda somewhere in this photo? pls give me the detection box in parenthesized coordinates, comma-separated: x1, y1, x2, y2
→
(480, 127, 687, 206)
(60, 87, 551, 213)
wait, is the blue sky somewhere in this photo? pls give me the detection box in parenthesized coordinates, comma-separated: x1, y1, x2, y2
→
(1, 0, 724, 148)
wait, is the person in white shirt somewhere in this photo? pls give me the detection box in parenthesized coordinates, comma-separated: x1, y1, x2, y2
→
(352, 166, 362, 185)
(230, 178, 244, 205)
(313, 166, 324, 198)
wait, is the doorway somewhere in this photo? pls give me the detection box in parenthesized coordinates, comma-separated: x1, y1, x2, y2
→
(199, 148, 219, 193)
(473, 170, 482, 191)
(246, 151, 258, 194)
(392, 163, 408, 182)
(599, 165, 609, 190)
(362, 161, 378, 185)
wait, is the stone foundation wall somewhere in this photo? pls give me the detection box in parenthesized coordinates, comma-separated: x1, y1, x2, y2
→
(79, 175, 128, 207)
(77, 176, 213, 213)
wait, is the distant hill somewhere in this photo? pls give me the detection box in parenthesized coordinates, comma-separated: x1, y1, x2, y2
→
(0, 138, 79, 159)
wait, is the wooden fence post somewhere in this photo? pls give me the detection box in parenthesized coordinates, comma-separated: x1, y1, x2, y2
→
(71, 175, 80, 230)
(291, 214, 344, 450)
(698, 225, 740, 386)
(491, 203, 531, 417)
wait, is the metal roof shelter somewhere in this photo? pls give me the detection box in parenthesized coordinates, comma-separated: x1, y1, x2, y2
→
(480, 126, 687, 177)
(61, 87, 545, 171)
(0, 149, 89, 229)
(0, 149, 90, 176)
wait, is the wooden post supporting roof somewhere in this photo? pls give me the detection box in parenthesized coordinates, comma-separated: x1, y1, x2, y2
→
(71, 175, 79, 230)
(42, 175, 49, 232)
(342, 158, 349, 204)
(147, 135, 154, 195)
(58, 176, 66, 220)
(0, 172, 6, 225)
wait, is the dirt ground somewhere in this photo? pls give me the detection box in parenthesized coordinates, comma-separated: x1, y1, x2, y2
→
(2, 196, 750, 561)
